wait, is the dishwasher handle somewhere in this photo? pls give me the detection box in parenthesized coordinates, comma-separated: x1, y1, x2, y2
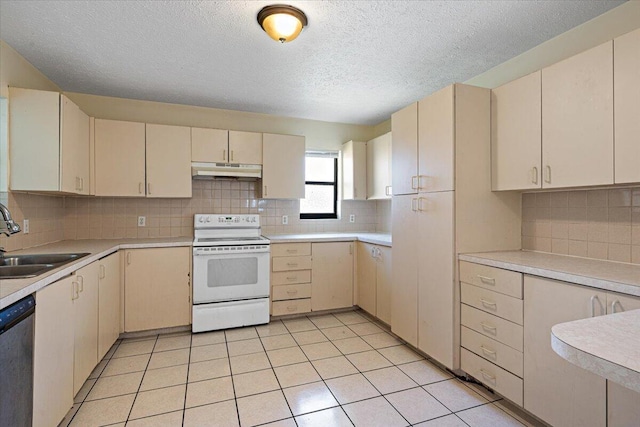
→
(0, 295, 35, 335)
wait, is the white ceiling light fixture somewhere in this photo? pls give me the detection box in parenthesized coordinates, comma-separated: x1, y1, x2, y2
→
(257, 4, 307, 43)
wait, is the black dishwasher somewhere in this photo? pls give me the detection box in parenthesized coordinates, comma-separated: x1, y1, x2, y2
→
(0, 294, 35, 426)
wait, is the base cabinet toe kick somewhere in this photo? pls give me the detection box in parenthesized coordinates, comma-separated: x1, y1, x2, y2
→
(458, 259, 640, 427)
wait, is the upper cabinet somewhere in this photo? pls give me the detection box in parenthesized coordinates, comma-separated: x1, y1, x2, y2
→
(366, 132, 392, 199)
(391, 103, 418, 195)
(542, 41, 614, 188)
(614, 28, 640, 184)
(94, 119, 146, 197)
(491, 72, 542, 191)
(9, 88, 90, 194)
(191, 128, 262, 165)
(341, 140, 366, 200)
(262, 133, 305, 199)
(146, 124, 192, 198)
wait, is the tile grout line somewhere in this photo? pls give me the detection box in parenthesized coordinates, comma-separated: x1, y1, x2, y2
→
(181, 332, 193, 426)
(124, 334, 159, 423)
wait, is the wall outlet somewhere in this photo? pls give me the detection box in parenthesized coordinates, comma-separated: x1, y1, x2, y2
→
(349, 214, 355, 223)
(282, 215, 288, 225)
(137, 216, 146, 227)
(23, 219, 29, 234)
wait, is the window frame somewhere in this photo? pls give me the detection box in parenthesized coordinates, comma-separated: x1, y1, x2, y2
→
(300, 157, 338, 220)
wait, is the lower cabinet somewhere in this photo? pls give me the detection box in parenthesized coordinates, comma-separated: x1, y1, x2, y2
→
(73, 262, 100, 395)
(33, 275, 75, 427)
(311, 242, 354, 311)
(356, 242, 392, 324)
(124, 247, 191, 332)
(98, 252, 121, 360)
(524, 275, 607, 427)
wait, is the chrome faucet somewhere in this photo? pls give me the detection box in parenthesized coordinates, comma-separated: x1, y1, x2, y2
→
(0, 202, 21, 237)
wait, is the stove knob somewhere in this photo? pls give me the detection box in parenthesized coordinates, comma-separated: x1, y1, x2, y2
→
(199, 217, 205, 223)
(206, 217, 211, 222)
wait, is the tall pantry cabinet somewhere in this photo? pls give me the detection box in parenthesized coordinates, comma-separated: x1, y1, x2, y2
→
(391, 84, 521, 370)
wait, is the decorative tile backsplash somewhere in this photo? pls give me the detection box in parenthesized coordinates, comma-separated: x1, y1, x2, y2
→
(522, 187, 640, 264)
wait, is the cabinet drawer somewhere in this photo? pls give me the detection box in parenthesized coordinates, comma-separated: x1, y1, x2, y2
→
(461, 283, 523, 325)
(461, 348, 523, 406)
(272, 284, 312, 301)
(272, 256, 312, 272)
(461, 304, 523, 352)
(272, 270, 312, 285)
(272, 299, 311, 316)
(271, 243, 312, 257)
(459, 261, 523, 298)
(461, 326, 523, 377)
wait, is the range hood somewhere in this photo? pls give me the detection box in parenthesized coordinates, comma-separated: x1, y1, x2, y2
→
(191, 162, 262, 180)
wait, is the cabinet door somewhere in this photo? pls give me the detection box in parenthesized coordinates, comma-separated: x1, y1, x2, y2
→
(9, 88, 60, 191)
(524, 276, 606, 427)
(124, 247, 191, 332)
(491, 71, 542, 190)
(191, 127, 228, 162)
(542, 41, 614, 188)
(375, 246, 392, 325)
(366, 132, 391, 199)
(391, 103, 418, 195)
(229, 130, 263, 164)
(73, 262, 100, 395)
(311, 242, 354, 311)
(418, 85, 454, 193)
(60, 95, 90, 194)
(391, 194, 418, 346)
(95, 119, 146, 196)
(417, 191, 455, 369)
(614, 28, 640, 184)
(146, 124, 192, 198)
(342, 140, 367, 200)
(98, 252, 121, 360)
(356, 242, 376, 316)
(262, 133, 305, 199)
(33, 275, 74, 427)
(606, 292, 640, 427)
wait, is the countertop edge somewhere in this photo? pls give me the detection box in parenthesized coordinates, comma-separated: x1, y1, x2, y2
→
(266, 233, 392, 247)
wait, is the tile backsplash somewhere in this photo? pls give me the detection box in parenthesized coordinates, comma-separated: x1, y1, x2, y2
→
(522, 187, 640, 264)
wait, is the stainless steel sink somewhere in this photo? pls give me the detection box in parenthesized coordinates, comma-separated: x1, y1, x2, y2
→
(0, 253, 90, 279)
(0, 264, 55, 279)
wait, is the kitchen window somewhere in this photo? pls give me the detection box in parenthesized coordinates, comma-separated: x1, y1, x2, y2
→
(300, 151, 338, 219)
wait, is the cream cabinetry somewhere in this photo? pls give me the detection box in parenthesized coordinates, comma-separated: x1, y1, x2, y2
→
(73, 261, 100, 395)
(614, 28, 640, 184)
(270, 242, 312, 316)
(33, 275, 75, 427)
(98, 252, 120, 360)
(542, 41, 614, 188)
(311, 242, 354, 311)
(262, 133, 305, 199)
(145, 124, 192, 198)
(9, 88, 90, 194)
(366, 132, 392, 199)
(124, 247, 191, 332)
(94, 119, 146, 196)
(391, 84, 521, 368)
(356, 242, 392, 324)
(342, 140, 367, 200)
(524, 275, 606, 427)
(491, 71, 542, 191)
(191, 128, 262, 164)
(391, 103, 418, 195)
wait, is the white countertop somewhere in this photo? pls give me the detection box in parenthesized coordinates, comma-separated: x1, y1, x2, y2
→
(266, 232, 392, 247)
(459, 250, 640, 297)
(551, 309, 640, 393)
(0, 238, 192, 309)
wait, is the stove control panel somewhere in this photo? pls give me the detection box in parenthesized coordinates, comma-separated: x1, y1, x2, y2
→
(194, 214, 260, 227)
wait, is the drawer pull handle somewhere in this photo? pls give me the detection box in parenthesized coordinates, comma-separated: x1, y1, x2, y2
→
(286, 276, 297, 281)
(480, 299, 497, 309)
(287, 306, 297, 312)
(287, 263, 298, 267)
(477, 275, 495, 285)
(480, 346, 496, 357)
(590, 295, 601, 317)
(611, 300, 622, 314)
(286, 290, 298, 295)
(286, 249, 298, 253)
(480, 369, 496, 382)
(480, 322, 497, 334)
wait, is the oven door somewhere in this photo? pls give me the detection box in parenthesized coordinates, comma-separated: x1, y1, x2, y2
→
(192, 248, 270, 304)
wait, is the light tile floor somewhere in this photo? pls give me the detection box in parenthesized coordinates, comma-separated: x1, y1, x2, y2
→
(61, 310, 541, 427)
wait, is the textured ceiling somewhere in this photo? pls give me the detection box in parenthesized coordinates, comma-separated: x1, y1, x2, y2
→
(0, 1, 624, 125)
